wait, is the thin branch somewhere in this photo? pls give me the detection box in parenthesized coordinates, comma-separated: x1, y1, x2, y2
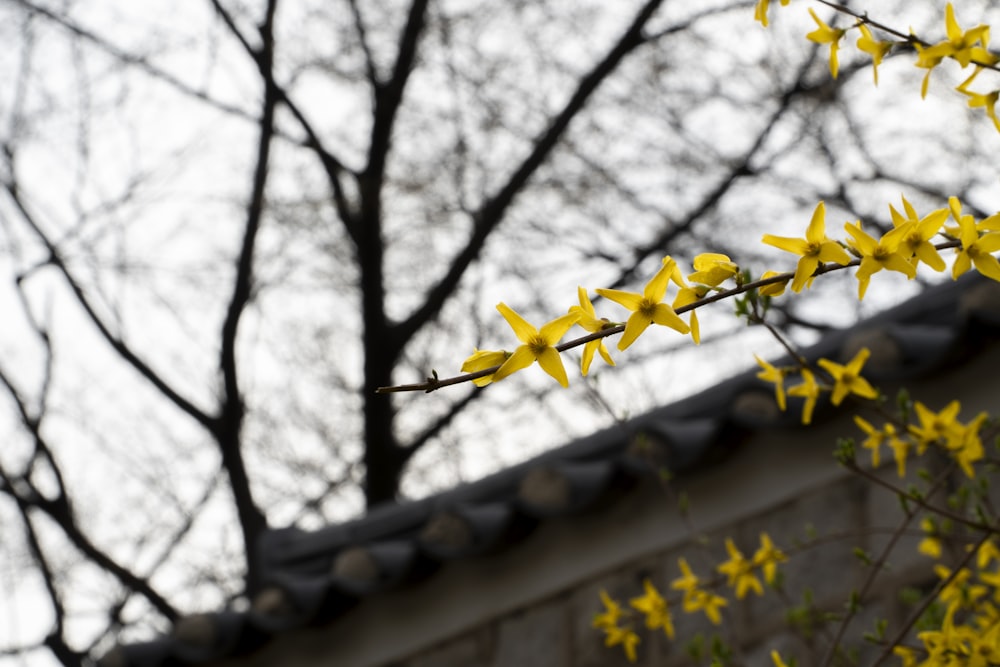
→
(212, 0, 281, 592)
(208, 0, 360, 245)
(1, 178, 215, 431)
(378, 237, 965, 393)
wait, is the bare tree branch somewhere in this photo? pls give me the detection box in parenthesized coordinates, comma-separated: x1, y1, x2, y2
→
(212, 0, 281, 593)
(394, 0, 668, 348)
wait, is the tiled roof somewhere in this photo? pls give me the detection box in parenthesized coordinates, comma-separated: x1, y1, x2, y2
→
(99, 273, 1000, 667)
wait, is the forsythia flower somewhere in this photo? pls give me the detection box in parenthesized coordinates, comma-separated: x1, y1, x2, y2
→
(492, 303, 579, 387)
(671, 558, 727, 624)
(950, 411, 987, 478)
(806, 9, 846, 78)
(569, 287, 616, 376)
(922, 3, 993, 69)
(853, 415, 886, 468)
(856, 24, 893, 85)
(596, 257, 690, 351)
(753, 0, 789, 28)
(762, 202, 851, 292)
(918, 517, 943, 559)
(752, 533, 787, 585)
(950, 197, 1000, 282)
(671, 557, 701, 596)
(593, 590, 624, 630)
(629, 579, 675, 639)
(787, 368, 820, 425)
(854, 418, 910, 477)
(758, 270, 789, 297)
(817, 347, 878, 406)
(670, 262, 708, 345)
(683, 589, 728, 625)
(888, 196, 948, 272)
(688, 253, 739, 287)
(755, 355, 787, 411)
(717, 538, 764, 599)
(957, 70, 1000, 132)
(843, 220, 916, 300)
(461, 349, 510, 387)
(603, 625, 640, 663)
(909, 400, 964, 453)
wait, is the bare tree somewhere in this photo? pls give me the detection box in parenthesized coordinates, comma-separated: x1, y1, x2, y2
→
(1, 0, 998, 663)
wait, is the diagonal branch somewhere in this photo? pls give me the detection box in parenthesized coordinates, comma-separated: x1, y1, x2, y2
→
(213, 0, 281, 592)
(1, 173, 215, 432)
(0, 365, 179, 622)
(208, 0, 360, 245)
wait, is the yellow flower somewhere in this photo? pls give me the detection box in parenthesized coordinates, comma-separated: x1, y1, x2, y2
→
(568, 287, 616, 376)
(856, 24, 893, 85)
(921, 3, 993, 69)
(771, 650, 791, 667)
(888, 196, 948, 272)
(630, 579, 675, 639)
(817, 347, 877, 406)
(762, 202, 851, 292)
(753, 0, 789, 28)
(717, 538, 763, 599)
(951, 198, 1000, 282)
(493, 303, 579, 387)
(755, 355, 787, 411)
(688, 253, 739, 287)
(683, 589, 728, 625)
(596, 257, 690, 351)
(854, 415, 910, 476)
(671, 558, 701, 595)
(806, 9, 846, 78)
(978, 540, 1000, 569)
(853, 415, 885, 468)
(885, 424, 911, 478)
(918, 517, 943, 559)
(787, 368, 820, 425)
(914, 44, 949, 99)
(758, 270, 789, 297)
(951, 411, 987, 479)
(752, 533, 787, 585)
(461, 348, 510, 387)
(958, 78, 1000, 133)
(593, 590, 623, 630)
(669, 260, 707, 345)
(843, 220, 916, 300)
(893, 645, 918, 667)
(602, 624, 640, 663)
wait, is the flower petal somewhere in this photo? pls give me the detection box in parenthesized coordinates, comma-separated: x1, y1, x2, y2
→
(535, 346, 570, 387)
(496, 303, 538, 343)
(538, 311, 580, 344)
(596, 288, 643, 311)
(651, 304, 690, 334)
(618, 312, 652, 350)
(492, 345, 536, 382)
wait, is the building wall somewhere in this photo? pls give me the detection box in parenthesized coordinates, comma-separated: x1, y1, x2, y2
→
(398, 468, 941, 667)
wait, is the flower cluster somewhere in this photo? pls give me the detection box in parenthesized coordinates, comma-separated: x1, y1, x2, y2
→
(461, 253, 735, 387)
(893, 540, 1000, 666)
(594, 533, 786, 663)
(755, 2, 1000, 131)
(457, 194, 1000, 394)
(857, 400, 989, 480)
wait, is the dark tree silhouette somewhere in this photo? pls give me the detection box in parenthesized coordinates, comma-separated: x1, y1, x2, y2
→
(1, 0, 998, 663)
